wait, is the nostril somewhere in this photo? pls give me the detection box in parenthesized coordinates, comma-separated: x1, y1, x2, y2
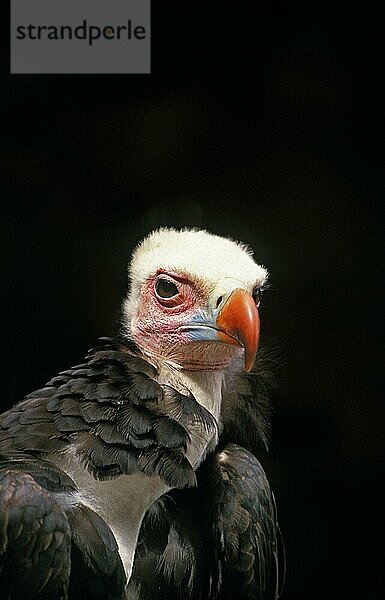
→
(216, 296, 223, 309)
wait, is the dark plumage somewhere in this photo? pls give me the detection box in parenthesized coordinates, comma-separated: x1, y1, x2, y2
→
(0, 228, 283, 598)
(0, 468, 71, 600)
(0, 341, 212, 488)
(128, 443, 280, 600)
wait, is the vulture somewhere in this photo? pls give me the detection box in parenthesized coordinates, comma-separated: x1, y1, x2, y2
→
(0, 228, 282, 599)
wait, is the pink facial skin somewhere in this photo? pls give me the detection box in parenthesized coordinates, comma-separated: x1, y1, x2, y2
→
(132, 270, 206, 358)
(131, 270, 241, 370)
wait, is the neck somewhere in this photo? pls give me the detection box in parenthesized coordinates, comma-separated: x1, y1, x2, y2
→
(156, 362, 226, 468)
(138, 339, 242, 373)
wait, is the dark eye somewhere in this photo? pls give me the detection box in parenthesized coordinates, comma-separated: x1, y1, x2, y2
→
(252, 287, 262, 307)
(155, 278, 179, 299)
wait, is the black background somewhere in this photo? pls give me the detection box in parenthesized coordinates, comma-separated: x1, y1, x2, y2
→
(1, 4, 384, 599)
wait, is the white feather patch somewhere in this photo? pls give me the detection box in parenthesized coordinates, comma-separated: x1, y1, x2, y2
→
(123, 228, 268, 329)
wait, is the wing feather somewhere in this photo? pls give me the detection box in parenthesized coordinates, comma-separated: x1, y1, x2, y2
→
(0, 338, 213, 488)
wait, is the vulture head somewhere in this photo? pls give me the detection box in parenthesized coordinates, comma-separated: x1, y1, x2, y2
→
(123, 228, 267, 373)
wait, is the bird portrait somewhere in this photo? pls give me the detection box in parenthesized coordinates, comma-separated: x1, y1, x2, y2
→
(0, 228, 282, 599)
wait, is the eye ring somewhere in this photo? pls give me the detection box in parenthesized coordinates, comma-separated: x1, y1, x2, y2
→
(155, 278, 179, 300)
(252, 286, 262, 307)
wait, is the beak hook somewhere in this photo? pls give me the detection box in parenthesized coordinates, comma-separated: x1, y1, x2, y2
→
(216, 288, 260, 371)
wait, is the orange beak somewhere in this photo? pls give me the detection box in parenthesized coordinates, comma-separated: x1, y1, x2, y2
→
(216, 288, 260, 372)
